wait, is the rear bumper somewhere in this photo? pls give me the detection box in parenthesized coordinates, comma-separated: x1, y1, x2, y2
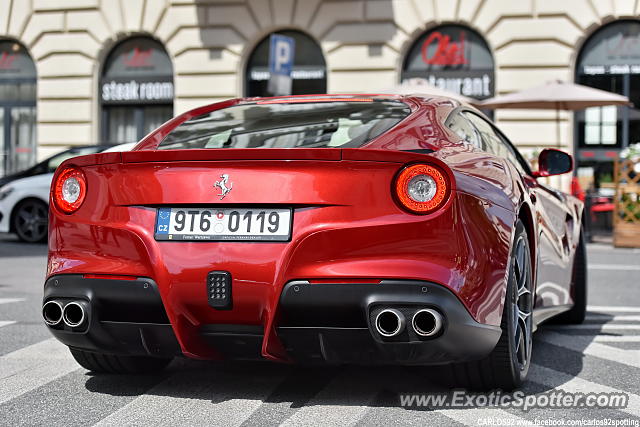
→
(44, 275, 501, 364)
(276, 280, 502, 364)
(43, 275, 181, 358)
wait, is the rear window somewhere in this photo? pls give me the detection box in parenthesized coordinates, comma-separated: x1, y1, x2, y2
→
(157, 99, 411, 150)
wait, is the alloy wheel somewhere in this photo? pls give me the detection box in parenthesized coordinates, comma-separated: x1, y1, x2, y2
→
(512, 235, 533, 371)
(14, 200, 48, 242)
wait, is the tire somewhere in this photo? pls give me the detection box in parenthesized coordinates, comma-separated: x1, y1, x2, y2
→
(448, 219, 534, 391)
(69, 348, 172, 374)
(550, 231, 587, 324)
(12, 198, 48, 243)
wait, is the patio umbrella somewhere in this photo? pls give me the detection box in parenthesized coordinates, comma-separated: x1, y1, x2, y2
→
(479, 80, 631, 147)
(381, 77, 476, 105)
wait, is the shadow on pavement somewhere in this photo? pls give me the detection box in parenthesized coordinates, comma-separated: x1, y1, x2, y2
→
(82, 359, 446, 403)
(79, 310, 627, 412)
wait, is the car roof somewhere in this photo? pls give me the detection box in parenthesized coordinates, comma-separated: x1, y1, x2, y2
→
(239, 93, 464, 108)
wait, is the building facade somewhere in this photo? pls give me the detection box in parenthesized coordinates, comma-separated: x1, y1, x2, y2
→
(0, 0, 639, 190)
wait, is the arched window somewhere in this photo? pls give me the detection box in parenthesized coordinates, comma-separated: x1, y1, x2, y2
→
(100, 37, 174, 144)
(401, 25, 495, 100)
(0, 40, 36, 177)
(575, 20, 640, 173)
(245, 30, 326, 97)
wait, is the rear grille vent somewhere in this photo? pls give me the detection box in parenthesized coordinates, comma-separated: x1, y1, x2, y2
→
(207, 271, 232, 310)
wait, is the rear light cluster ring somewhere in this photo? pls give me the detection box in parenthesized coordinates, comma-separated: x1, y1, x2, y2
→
(53, 167, 87, 214)
(394, 163, 451, 214)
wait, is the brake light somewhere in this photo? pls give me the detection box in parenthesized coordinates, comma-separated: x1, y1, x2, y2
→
(394, 164, 450, 214)
(53, 167, 87, 214)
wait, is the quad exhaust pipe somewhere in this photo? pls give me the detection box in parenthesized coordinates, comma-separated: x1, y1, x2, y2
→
(375, 308, 406, 337)
(43, 300, 88, 328)
(62, 301, 87, 328)
(42, 300, 63, 326)
(412, 308, 443, 337)
(374, 307, 443, 338)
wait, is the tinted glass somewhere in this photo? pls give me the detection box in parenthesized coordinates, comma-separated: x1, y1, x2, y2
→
(143, 106, 173, 135)
(106, 107, 137, 144)
(0, 82, 36, 102)
(9, 107, 36, 174)
(463, 112, 530, 174)
(158, 100, 411, 150)
(0, 108, 4, 177)
(447, 112, 483, 149)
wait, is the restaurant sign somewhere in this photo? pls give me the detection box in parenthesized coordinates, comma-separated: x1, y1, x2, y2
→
(0, 41, 36, 80)
(402, 25, 495, 99)
(101, 78, 173, 104)
(579, 21, 640, 75)
(101, 37, 173, 105)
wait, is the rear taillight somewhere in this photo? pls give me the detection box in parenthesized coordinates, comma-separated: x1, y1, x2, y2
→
(394, 164, 450, 214)
(53, 167, 87, 214)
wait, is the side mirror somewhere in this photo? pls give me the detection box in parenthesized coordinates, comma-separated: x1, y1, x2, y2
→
(533, 148, 573, 177)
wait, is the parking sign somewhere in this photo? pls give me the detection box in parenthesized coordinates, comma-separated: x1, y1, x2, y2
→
(268, 34, 295, 96)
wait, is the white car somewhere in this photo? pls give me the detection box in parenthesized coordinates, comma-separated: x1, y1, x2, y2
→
(0, 143, 136, 242)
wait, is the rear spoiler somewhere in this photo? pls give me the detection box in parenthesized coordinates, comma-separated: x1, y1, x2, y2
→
(60, 148, 440, 168)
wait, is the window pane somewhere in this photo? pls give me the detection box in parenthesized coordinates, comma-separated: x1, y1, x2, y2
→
(17, 82, 36, 102)
(0, 108, 5, 177)
(143, 106, 173, 136)
(601, 124, 617, 145)
(0, 83, 18, 102)
(462, 111, 529, 174)
(107, 107, 137, 144)
(9, 107, 37, 174)
(447, 113, 482, 149)
(462, 112, 502, 153)
(585, 124, 600, 144)
(601, 105, 617, 123)
(584, 107, 601, 122)
(159, 100, 411, 150)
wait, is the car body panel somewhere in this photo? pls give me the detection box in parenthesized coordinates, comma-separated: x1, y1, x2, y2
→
(45, 95, 583, 364)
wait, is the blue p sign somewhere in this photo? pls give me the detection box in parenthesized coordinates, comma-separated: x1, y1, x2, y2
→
(269, 34, 295, 76)
(268, 34, 295, 95)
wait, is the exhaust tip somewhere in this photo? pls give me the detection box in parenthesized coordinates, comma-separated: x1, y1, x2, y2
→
(62, 301, 86, 328)
(412, 308, 443, 337)
(42, 300, 63, 326)
(375, 308, 406, 337)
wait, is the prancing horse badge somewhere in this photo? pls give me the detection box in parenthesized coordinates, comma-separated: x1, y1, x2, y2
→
(214, 174, 233, 199)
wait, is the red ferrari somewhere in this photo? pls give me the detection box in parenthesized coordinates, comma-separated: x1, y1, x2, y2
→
(43, 95, 586, 390)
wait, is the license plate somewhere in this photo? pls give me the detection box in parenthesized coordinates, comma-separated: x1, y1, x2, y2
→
(154, 207, 292, 241)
